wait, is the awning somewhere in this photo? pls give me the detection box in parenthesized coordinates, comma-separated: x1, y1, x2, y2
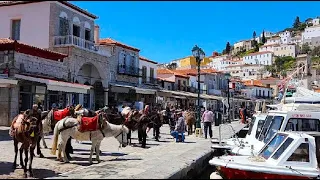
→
(0, 78, 18, 88)
(110, 84, 134, 93)
(172, 95, 187, 99)
(135, 87, 157, 95)
(15, 74, 92, 94)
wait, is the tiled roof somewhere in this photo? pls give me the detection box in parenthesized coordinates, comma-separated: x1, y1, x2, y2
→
(0, 1, 98, 19)
(157, 69, 189, 78)
(139, 56, 157, 64)
(244, 51, 273, 56)
(242, 79, 269, 88)
(157, 77, 175, 83)
(99, 38, 140, 52)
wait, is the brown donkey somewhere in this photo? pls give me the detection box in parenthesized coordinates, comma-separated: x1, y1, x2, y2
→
(9, 110, 41, 178)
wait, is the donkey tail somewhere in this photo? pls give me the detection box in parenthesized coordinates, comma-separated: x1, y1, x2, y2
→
(51, 120, 61, 155)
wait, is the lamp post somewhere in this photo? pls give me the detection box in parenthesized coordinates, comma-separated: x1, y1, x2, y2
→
(192, 45, 205, 129)
(224, 72, 231, 123)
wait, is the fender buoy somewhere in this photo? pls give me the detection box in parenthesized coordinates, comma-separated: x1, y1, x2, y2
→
(210, 172, 222, 179)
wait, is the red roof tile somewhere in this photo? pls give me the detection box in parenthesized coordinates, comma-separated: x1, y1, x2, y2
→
(157, 77, 175, 83)
(99, 38, 140, 52)
(0, 1, 98, 19)
(0, 38, 68, 61)
(139, 56, 157, 64)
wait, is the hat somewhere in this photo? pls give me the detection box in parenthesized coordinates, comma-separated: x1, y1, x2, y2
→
(75, 104, 82, 111)
(52, 103, 57, 108)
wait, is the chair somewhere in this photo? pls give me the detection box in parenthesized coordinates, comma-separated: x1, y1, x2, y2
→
(195, 128, 202, 137)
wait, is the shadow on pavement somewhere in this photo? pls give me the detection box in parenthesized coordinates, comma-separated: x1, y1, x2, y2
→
(109, 158, 142, 162)
(0, 161, 15, 175)
(33, 168, 59, 179)
(76, 152, 128, 157)
(0, 129, 13, 141)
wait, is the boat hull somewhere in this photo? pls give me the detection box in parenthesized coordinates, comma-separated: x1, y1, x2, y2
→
(218, 166, 312, 179)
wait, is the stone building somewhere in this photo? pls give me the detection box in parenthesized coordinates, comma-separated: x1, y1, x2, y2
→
(0, 38, 91, 126)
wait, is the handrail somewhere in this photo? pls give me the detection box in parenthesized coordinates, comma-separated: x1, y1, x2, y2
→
(218, 123, 242, 146)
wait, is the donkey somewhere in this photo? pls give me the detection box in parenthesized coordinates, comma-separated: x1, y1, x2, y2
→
(184, 110, 196, 135)
(10, 110, 41, 178)
(51, 113, 129, 164)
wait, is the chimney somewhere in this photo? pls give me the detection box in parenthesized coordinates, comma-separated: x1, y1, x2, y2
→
(94, 25, 100, 44)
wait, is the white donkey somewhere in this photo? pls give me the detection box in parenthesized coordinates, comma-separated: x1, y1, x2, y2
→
(51, 113, 129, 164)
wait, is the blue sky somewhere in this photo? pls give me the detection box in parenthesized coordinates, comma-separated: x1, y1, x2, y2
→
(74, 1, 320, 63)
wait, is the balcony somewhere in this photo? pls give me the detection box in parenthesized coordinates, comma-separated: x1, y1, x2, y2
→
(142, 77, 158, 85)
(53, 35, 99, 52)
(118, 64, 141, 77)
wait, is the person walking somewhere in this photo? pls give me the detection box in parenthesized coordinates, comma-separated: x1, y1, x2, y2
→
(201, 108, 214, 139)
(240, 103, 248, 124)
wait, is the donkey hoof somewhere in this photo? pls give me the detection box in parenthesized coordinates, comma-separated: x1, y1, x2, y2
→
(39, 153, 45, 158)
(23, 173, 27, 178)
(139, 141, 142, 144)
(44, 146, 48, 149)
(29, 172, 34, 177)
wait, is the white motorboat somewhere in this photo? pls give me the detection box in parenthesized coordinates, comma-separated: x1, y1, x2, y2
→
(231, 103, 320, 156)
(209, 131, 320, 179)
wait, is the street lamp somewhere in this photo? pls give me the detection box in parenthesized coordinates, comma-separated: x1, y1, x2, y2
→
(224, 72, 231, 123)
(192, 45, 205, 129)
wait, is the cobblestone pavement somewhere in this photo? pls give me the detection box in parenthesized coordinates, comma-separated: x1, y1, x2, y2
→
(0, 122, 245, 179)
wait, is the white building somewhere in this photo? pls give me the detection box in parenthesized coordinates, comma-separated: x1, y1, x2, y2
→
(259, 44, 276, 53)
(302, 25, 320, 42)
(306, 18, 320, 26)
(225, 64, 269, 80)
(291, 36, 302, 45)
(243, 51, 273, 65)
(241, 85, 272, 99)
(139, 56, 158, 85)
(278, 30, 292, 44)
(273, 43, 297, 57)
(260, 31, 274, 38)
(265, 36, 281, 45)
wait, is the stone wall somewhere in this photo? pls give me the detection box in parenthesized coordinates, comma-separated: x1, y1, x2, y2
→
(14, 52, 68, 79)
(51, 46, 110, 88)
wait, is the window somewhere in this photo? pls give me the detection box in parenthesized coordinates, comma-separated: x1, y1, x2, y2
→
(142, 66, 147, 83)
(255, 120, 265, 139)
(85, 28, 91, 41)
(259, 90, 261, 96)
(11, 19, 21, 40)
(287, 143, 310, 162)
(59, 17, 69, 36)
(272, 137, 294, 160)
(247, 116, 256, 135)
(264, 116, 285, 143)
(285, 118, 320, 131)
(260, 133, 288, 159)
(150, 68, 154, 79)
(73, 24, 80, 37)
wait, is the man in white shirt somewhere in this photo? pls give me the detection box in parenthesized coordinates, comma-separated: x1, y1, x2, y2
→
(201, 108, 214, 139)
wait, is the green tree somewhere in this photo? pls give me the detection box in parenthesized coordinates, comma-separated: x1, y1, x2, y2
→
(293, 16, 301, 29)
(253, 31, 256, 39)
(222, 49, 227, 55)
(311, 46, 320, 56)
(261, 30, 266, 44)
(301, 43, 311, 54)
(265, 65, 277, 77)
(225, 42, 231, 54)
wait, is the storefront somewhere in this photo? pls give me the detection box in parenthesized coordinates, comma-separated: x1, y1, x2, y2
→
(0, 78, 18, 126)
(135, 87, 157, 107)
(108, 84, 136, 107)
(15, 74, 92, 111)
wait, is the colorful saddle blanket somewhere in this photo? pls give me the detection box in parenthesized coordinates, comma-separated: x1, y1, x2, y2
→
(79, 115, 99, 132)
(53, 108, 70, 121)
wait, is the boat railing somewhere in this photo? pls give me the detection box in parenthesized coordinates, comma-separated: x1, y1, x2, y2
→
(218, 123, 242, 146)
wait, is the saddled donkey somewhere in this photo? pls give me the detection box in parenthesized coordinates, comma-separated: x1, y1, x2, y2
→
(9, 110, 42, 178)
(121, 107, 161, 148)
(184, 110, 196, 135)
(41, 106, 76, 159)
(51, 112, 129, 164)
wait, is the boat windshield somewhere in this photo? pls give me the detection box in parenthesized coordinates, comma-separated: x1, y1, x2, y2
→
(263, 116, 285, 143)
(247, 116, 256, 136)
(260, 133, 288, 159)
(255, 120, 265, 139)
(258, 116, 274, 141)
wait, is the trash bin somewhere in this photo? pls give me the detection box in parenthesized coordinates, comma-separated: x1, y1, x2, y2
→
(215, 112, 222, 126)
